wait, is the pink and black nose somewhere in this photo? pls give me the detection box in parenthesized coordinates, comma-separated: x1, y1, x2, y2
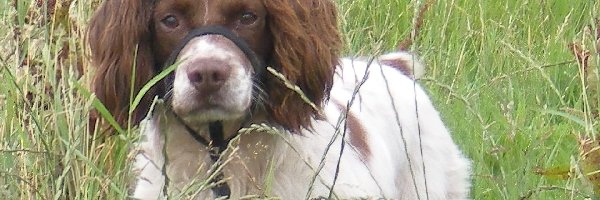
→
(185, 59, 231, 94)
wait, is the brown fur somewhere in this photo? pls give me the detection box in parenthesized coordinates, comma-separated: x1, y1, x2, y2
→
(333, 100, 371, 161)
(88, 0, 341, 132)
(88, 0, 158, 132)
(346, 111, 371, 161)
(380, 59, 413, 77)
(263, 0, 341, 131)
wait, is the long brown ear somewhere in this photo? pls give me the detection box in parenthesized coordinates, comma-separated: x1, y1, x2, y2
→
(263, 0, 342, 132)
(88, 0, 157, 132)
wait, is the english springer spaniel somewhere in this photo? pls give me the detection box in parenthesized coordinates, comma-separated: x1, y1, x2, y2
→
(87, 0, 471, 199)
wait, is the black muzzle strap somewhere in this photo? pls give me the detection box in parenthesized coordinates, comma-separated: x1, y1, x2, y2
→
(162, 25, 266, 77)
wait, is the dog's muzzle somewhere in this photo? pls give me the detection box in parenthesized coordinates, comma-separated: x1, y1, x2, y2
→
(163, 25, 266, 77)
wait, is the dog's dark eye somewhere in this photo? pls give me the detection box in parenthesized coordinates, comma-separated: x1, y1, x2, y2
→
(161, 15, 179, 29)
(239, 11, 257, 26)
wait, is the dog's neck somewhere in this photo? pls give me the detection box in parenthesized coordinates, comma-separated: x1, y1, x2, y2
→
(173, 116, 248, 145)
(144, 104, 285, 198)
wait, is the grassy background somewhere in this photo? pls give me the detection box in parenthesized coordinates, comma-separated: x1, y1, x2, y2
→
(1, 0, 599, 199)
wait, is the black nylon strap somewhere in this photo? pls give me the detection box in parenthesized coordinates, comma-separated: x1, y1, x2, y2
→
(172, 114, 234, 198)
(162, 25, 266, 76)
(207, 122, 231, 197)
(173, 113, 210, 147)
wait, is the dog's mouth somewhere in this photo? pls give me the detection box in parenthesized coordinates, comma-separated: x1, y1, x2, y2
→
(161, 26, 266, 123)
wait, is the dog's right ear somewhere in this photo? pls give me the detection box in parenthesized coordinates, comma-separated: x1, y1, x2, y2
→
(88, 0, 158, 133)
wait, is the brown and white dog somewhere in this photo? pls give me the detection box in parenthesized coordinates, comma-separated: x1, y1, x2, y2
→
(88, 0, 471, 199)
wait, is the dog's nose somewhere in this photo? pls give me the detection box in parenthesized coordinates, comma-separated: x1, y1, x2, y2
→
(187, 61, 231, 93)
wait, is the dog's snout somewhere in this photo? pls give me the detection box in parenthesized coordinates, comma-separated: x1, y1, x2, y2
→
(186, 60, 232, 93)
(171, 35, 254, 118)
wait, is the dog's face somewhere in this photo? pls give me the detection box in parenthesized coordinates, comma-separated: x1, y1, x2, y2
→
(89, 0, 341, 131)
(151, 0, 272, 122)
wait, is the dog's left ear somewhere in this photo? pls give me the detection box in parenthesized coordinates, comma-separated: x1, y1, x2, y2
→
(263, 0, 342, 132)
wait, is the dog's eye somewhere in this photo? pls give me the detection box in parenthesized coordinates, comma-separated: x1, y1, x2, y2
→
(161, 15, 180, 29)
(238, 11, 257, 26)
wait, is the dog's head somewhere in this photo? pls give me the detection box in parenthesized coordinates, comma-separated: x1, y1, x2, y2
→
(88, 0, 342, 132)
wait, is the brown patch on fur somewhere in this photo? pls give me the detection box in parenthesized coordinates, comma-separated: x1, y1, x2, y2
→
(333, 101, 371, 161)
(379, 58, 413, 78)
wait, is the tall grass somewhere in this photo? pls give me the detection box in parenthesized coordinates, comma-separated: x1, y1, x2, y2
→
(1, 0, 598, 199)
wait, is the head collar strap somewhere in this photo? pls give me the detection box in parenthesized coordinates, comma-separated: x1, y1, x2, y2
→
(171, 113, 233, 198)
(163, 25, 266, 77)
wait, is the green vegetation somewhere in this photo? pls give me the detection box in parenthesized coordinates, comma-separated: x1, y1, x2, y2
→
(1, 0, 598, 199)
